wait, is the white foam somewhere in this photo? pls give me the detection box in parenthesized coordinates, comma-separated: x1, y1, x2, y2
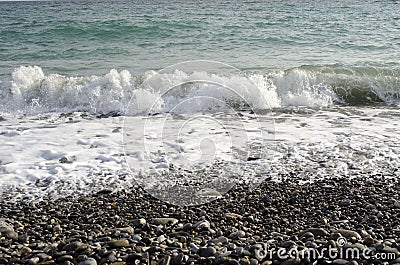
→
(41, 150, 66, 160)
(1, 65, 399, 115)
(1, 107, 400, 199)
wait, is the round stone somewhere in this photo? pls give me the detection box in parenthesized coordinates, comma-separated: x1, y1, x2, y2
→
(200, 246, 216, 257)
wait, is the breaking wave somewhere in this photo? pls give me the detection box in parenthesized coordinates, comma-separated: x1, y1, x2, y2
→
(0, 63, 399, 115)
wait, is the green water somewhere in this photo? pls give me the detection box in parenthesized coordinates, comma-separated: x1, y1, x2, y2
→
(1, 0, 400, 113)
(1, 0, 399, 77)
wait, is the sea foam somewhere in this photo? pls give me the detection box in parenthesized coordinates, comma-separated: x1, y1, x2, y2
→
(1, 65, 400, 115)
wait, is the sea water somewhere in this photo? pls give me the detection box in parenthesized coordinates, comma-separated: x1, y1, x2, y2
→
(1, 0, 399, 203)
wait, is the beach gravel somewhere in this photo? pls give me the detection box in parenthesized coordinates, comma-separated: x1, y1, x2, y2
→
(0, 176, 399, 264)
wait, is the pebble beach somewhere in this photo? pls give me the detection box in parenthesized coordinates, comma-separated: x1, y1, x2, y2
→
(2, 107, 400, 264)
(1, 175, 399, 265)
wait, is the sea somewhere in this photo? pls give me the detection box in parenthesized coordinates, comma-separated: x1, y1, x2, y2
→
(0, 0, 399, 204)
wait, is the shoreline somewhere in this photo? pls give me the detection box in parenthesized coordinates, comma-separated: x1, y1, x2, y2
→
(1, 176, 399, 265)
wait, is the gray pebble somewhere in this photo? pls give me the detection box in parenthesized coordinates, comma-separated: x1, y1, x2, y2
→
(108, 239, 130, 248)
(281, 258, 301, 265)
(200, 246, 216, 257)
(151, 218, 178, 226)
(78, 258, 97, 265)
(28, 257, 39, 265)
(300, 228, 328, 237)
(333, 229, 362, 240)
(194, 220, 210, 229)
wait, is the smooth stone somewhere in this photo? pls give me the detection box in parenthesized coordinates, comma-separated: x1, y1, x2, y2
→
(116, 226, 135, 235)
(5, 230, 18, 241)
(229, 230, 246, 239)
(271, 232, 290, 239)
(157, 235, 166, 243)
(76, 243, 90, 252)
(132, 218, 146, 227)
(99, 248, 110, 257)
(151, 218, 178, 226)
(300, 232, 314, 240)
(28, 257, 40, 265)
(196, 188, 222, 197)
(359, 230, 369, 238)
(333, 229, 362, 240)
(224, 213, 243, 219)
(363, 237, 375, 246)
(213, 236, 229, 244)
(182, 223, 193, 231)
(36, 253, 50, 260)
(299, 228, 328, 237)
(63, 241, 84, 251)
(57, 255, 74, 263)
(0, 219, 13, 233)
(194, 220, 210, 229)
(108, 239, 130, 248)
(330, 220, 349, 225)
(21, 246, 32, 255)
(227, 243, 236, 250)
(200, 246, 216, 257)
(107, 253, 117, 262)
(78, 258, 97, 265)
(132, 235, 142, 243)
(281, 258, 301, 265)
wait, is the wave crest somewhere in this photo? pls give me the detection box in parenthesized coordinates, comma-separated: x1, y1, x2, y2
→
(1, 64, 399, 115)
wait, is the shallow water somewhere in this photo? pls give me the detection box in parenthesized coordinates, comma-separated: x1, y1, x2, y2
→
(1, 107, 399, 203)
(1, 0, 400, 203)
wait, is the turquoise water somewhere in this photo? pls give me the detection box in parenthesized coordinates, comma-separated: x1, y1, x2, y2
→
(0, 0, 400, 112)
(1, 0, 399, 75)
